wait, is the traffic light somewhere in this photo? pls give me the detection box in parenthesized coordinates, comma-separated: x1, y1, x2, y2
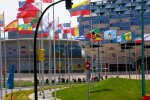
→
(65, 0, 73, 9)
(38, 48, 45, 62)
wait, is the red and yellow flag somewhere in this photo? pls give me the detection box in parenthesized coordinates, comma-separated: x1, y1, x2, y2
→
(4, 19, 18, 32)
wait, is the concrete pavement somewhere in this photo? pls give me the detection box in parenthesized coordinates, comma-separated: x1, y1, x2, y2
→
(28, 88, 61, 100)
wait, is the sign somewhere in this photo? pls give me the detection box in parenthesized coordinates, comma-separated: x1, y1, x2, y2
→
(85, 60, 90, 70)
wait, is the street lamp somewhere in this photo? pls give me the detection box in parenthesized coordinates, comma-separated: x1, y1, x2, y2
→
(33, 0, 74, 99)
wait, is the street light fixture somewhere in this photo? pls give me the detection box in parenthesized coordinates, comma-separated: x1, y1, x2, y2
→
(33, 0, 73, 99)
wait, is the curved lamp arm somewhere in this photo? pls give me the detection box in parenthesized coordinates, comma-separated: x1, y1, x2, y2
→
(33, 0, 65, 99)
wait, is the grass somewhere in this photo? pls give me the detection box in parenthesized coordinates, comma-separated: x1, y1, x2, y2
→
(56, 78, 150, 100)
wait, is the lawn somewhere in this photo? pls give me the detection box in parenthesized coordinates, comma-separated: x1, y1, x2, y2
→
(56, 78, 150, 100)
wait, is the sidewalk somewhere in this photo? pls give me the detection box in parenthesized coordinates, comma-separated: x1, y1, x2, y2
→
(28, 88, 61, 100)
(2, 87, 62, 100)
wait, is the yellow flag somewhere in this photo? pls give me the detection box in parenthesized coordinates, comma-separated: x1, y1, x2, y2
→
(125, 32, 132, 41)
(72, 0, 90, 8)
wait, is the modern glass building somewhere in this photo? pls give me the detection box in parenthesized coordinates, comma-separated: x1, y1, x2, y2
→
(78, 0, 150, 35)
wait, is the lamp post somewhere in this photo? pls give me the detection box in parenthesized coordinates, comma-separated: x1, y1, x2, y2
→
(34, 0, 65, 99)
(141, 0, 146, 96)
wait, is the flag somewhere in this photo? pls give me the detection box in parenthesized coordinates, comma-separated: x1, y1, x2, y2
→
(69, 5, 90, 16)
(121, 34, 125, 43)
(31, 17, 39, 28)
(19, 1, 26, 8)
(17, 11, 38, 18)
(7, 64, 15, 89)
(42, 0, 52, 3)
(27, 0, 52, 3)
(26, 0, 34, 3)
(121, 32, 135, 43)
(4, 19, 18, 32)
(62, 23, 71, 34)
(72, 0, 90, 8)
(91, 28, 104, 41)
(71, 27, 79, 36)
(37, 27, 49, 37)
(18, 3, 40, 11)
(104, 30, 117, 40)
(125, 32, 132, 41)
(18, 23, 33, 34)
(79, 25, 84, 36)
(75, 35, 85, 41)
(0, 14, 4, 27)
(86, 28, 104, 42)
(54, 32, 59, 39)
(135, 35, 142, 43)
(23, 17, 33, 24)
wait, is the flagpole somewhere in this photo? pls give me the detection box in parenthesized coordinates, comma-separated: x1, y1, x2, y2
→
(0, 27, 3, 100)
(17, 24, 21, 91)
(89, 0, 94, 85)
(134, 40, 138, 79)
(28, 39, 31, 82)
(52, 0, 57, 98)
(145, 45, 148, 79)
(3, 11, 7, 93)
(70, 24, 73, 86)
(57, 17, 62, 89)
(116, 36, 119, 76)
(125, 43, 128, 78)
(48, 13, 52, 89)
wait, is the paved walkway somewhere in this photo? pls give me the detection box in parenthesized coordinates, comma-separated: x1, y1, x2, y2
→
(28, 88, 61, 100)
(2, 87, 62, 100)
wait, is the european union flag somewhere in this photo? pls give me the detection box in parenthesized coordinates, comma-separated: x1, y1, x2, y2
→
(7, 64, 15, 89)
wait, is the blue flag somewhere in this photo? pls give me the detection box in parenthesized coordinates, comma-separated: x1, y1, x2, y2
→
(104, 30, 117, 40)
(7, 64, 15, 89)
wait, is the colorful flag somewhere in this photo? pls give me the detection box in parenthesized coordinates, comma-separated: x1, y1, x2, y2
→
(75, 35, 85, 41)
(7, 64, 15, 89)
(18, 23, 33, 34)
(38, 27, 49, 37)
(17, 11, 38, 18)
(27, 0, 52, 3)
(86, 28, 104, 42)
(4, 19, 18, 32)
(71, 27, 79, 36)
(69, 5, 90, 17)
(104, 30, 117, 40)
(18, 3, 40, 11)
(91, 28, 104, 41)
(79, 25, 84, 36)
(23, 17, 33, 24)
(121, 34, 125, 43)
(26, 0, 34, 3)
(19, 1, 26, 8)
(62, 23, 71, 34)
(31, 17, 39, 28)
(72, 0, 90, 8)
(125, 32, 132, 41)
(135, 35, 142, 43)
(42, 0, 52, 3)
(0, 14, 4, 27)
(121, 32, 135, 43)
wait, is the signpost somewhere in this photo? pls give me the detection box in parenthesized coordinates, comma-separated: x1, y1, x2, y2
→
(85, 60, 90, 100)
